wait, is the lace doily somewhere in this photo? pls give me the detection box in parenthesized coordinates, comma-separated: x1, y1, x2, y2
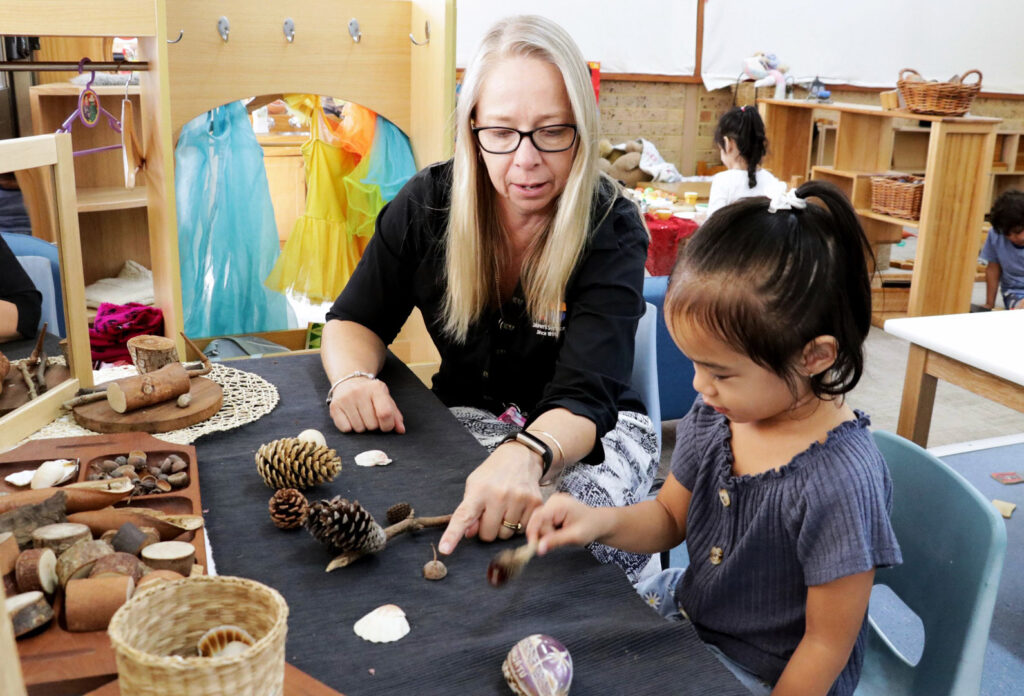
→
(23, 362, 279, 445)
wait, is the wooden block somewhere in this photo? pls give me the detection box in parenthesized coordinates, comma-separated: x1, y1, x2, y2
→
(879, 90, 900, 110)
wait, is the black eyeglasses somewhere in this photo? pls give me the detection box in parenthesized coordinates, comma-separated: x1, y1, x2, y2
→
(471, 124, 578, 154)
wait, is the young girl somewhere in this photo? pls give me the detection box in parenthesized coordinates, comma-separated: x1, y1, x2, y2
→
(527, 182, 903, 696)
(705, 106, 780, 217)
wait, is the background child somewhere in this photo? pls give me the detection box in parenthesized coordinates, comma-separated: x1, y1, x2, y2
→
(981, 189, 1024, 310)
(527, 182, 902, 696)
(705, 106, 780, 217)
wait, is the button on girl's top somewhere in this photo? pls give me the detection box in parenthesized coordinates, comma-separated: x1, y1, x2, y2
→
(327, 160, 649, 463)
(718, 488, 730, 507)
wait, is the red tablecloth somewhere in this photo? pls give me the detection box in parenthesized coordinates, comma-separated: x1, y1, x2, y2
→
(644, 213, 698, 276)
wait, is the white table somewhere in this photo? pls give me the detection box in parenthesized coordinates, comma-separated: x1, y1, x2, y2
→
(885, 311, 1024, 446)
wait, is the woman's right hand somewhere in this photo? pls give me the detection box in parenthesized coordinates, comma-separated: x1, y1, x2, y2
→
(526, 492, 608, 556)
(328, 377, 406, 433)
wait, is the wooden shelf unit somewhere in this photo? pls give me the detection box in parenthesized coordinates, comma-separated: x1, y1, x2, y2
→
(761, 99, 999, 325)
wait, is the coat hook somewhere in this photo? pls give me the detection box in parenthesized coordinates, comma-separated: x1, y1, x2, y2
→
(348, 18, 361, 43)
(283, 18, 295, 43)
(217, 16, 230, 43)
(409, 20, 430, 46)
(167, 29, 184, 44)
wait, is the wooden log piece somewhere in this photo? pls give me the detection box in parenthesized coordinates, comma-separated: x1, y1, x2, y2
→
(110, 522, 158, 556)
(56, 540, 114, 588)
(106, 362, 191, 414)
(2, 573, 15, 600)
(88, 552, 146, 582)
(0, 533, 17, 576)
(14, 548, 57, 595)
(5, 591, 53, 638)
(65, 575, 135, 632)
(140, 541, 195, 576)
(0, 491, 66, 548)
(67, 507, 203, 542)
(135, 569, 185, 592)
(31, 522, 92, 555)
(126, 335, 179, 375)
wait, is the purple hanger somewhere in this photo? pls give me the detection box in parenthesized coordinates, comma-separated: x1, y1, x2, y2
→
(57, 58, 123, 157)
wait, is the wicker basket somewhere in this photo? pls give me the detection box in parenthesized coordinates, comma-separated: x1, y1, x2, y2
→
(871, 174, 925, 220)
(897, 69, 981, 116)
(108, 576, 288, 696)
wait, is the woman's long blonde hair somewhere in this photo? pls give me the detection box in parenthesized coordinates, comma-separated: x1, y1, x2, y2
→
(443, 15, 605, 342)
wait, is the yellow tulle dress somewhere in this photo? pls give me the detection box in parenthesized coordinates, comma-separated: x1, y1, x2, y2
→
(264, 97, 377, 303)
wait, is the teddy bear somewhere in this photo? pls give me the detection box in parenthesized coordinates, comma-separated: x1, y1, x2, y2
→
(598, 138, 645, 188)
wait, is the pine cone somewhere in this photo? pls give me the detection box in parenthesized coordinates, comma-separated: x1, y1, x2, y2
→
(269, 488, 309, 529)
(255, 438, 342, 490)
(305, 496, 386, 555)
(385, 502, 413, 525)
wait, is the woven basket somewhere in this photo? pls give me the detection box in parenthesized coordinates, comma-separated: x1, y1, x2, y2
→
(897, 69, 981, 116)
(108, 576, 288, 696)
(871, 174, 925, 220)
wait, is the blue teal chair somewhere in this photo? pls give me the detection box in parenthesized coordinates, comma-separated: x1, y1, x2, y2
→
(855, 431, 1007, 696)
(630, 301, 661, 457)
(2, 231, 64, 337)
(642, 276, 697, 422)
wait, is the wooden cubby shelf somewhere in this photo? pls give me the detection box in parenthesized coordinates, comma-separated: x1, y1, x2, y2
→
(76, 186, 148, 213)
(761, 98, 1000, 325)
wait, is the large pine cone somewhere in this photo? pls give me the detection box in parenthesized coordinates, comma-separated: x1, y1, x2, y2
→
(305, 496, 386, 555)
(268, 488, 309, 529)
(255, 438, 342, 490)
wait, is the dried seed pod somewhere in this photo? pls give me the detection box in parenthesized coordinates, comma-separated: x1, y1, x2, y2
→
(176, 393, 192, 408)
(255, 438, 341, 490)
(268, 489, 308, 530)
(304, 497, 385, 555)
(100, 460, 120, 473)
(423, 544, 447, 581)
(385, 502, 413, 525)
(126, 451, 147, 470)
(167, 471, 189, 488)
(154, 480, 172, 493)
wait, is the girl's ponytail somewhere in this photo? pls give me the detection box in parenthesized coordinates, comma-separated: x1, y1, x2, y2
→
(714, 106, 768, 189)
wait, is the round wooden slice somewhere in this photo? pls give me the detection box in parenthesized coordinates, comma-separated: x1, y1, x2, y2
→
(71, 377, 222, 434)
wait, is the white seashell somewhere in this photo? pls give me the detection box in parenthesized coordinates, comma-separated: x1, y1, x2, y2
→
(197, 624, 256, 657)
(296, 429, 327, 448)
(4, 470, 35, 487)
(29, 460, 78, 489)
(354, 450, 392, 467)
(353, 604, 409, 643)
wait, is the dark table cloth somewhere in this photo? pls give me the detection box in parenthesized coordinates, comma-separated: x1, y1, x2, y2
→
(1, 330, 62, 361)
(193, 352, 746, 695)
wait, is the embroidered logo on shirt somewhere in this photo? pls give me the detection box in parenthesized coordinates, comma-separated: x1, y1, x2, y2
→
(532, 302, 567, 337)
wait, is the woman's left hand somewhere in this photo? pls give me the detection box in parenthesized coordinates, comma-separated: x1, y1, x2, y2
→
(438, 443, 545, 555)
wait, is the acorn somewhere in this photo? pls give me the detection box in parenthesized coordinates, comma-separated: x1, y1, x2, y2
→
(423, 543, 447, 581)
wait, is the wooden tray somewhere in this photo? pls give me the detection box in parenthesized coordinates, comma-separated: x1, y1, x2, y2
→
(71, 377, 223, 434)
(82, 663, 346, 696)
(0, 433, 206, 696)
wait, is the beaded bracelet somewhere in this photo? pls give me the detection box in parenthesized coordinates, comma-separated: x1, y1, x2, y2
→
(324, 371, 376, 404)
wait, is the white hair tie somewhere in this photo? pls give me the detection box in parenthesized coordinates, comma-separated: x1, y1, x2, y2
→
(767, 186, 807, 213)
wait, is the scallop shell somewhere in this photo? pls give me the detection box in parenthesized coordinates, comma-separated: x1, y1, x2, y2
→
(502, 634, 573, 696)
(196, 624, 256, 657)
(4, 470, 35, 487)
(353, 604, 409, 643)
(354, 449, 392, 467)
(296, 429, 327, 448)
(29, 459, 79, 489)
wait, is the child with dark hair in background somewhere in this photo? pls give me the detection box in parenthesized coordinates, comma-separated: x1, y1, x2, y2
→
(705, 106, 781, 218)
(528, 182, 902, 696)
(981, 189, 1024, 310)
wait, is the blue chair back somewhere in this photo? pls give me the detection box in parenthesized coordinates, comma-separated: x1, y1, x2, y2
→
(630, 301, 661, 456)
(855, 431, 1007, 696)
(1, 231, 64, 337)
(642, 276, 697, 422)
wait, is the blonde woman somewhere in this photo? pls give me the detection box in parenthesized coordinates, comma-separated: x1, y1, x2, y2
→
(321, 15, 657, 582)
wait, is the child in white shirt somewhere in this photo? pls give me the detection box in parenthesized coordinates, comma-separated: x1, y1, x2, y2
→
(706, 106, 781, 218)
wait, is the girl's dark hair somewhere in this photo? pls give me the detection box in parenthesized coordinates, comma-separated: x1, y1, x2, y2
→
(713, 106, 767, 189)
(665, 181, 873, 399)
(990, 189, 1024, 235)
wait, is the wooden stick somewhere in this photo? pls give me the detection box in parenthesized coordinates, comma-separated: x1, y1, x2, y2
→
(17, 364, 37, 400)
(180, 333, 212, 377)
(61, 391, 108, 410)
(487, 540, 538, 587)
(326, 513, 453, 572)
(25, 324, 46, 368)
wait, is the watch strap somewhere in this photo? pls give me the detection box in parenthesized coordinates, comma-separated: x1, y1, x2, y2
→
(500, 430, 553, 478)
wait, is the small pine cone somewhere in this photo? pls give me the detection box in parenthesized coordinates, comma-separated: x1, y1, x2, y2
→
(385, 502, 413, 525)
(269, 488, 309, 529)
(255, 437, 342, 490)
(305, 496, 386, 555)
